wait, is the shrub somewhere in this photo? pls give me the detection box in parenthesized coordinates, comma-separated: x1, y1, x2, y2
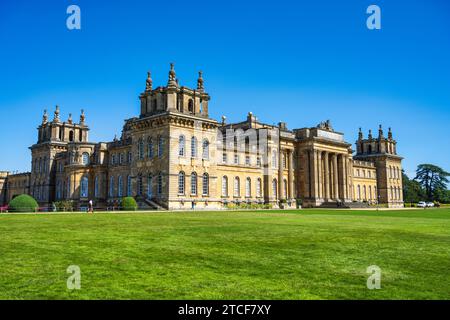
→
(9, 194, 39, 213)
(122, 197, 138, 211)
(54, 200, 74, 212)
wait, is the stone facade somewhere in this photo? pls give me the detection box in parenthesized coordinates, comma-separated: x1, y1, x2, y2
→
(0, 64, 404, 209)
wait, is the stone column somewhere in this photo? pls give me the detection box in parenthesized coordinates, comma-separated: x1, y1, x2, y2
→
(313, 150, 319, 199)
(288, 150, 294, 200)
(324, 152, 330, 201)
(317, 150, 322, 200)
(333, 154, 339, 200)
(278, 150, 284, 200)
(342, 155, 348, 201)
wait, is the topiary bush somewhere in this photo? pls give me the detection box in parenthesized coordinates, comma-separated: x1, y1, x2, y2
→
(9, 194, 39, 213)
(121, 197, 138, 211)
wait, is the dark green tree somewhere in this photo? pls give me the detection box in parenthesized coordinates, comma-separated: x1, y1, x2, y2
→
(402, 170, 425, 203)
(414, 164, 449, 201)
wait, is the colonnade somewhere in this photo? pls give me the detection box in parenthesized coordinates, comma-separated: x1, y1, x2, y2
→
(308, 149, 350, 202)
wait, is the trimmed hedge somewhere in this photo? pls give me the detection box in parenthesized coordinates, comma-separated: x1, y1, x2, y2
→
(122, 197, 138, 211)
(9, 194, 39, 213)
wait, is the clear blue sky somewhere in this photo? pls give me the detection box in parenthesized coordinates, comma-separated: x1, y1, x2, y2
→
(1, 0, 449, 179)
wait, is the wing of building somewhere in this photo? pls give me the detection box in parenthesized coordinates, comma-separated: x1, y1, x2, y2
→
(0, 64, 404, 210)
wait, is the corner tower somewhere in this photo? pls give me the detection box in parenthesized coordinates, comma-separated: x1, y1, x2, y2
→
(139, 63, 210, 118)
(353, 126, 403, 208)
(30, 107, 90, 205)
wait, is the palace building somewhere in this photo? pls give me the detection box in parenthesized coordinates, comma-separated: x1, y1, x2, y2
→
(0, 64, 404, 210)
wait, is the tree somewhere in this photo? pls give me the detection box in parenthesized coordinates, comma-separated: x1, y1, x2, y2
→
(402, 170, 425, 203)
(414, 164, 449, 201)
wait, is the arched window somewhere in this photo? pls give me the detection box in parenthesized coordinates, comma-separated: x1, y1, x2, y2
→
(368, 144, 372, 154)
(188, 99, 194, 113)
(369, 186, 372, 200)
(157, 173, 163, 195)
(118, 176, 123, 197)
(282, 154, 287, 169)
(137, 174, 143, 196)
(234, 177, 240, 197)
(191, 137, 197, 158)
(119, 153, 124, 165)
(222, 176, 228, 196)
(179, 135, 185, 157)
(272, 179, 277, 198)
(202, 173, 209, 196)
(147, 174, 153, 198)
(363, 185, 367, 200)
(256, 178, 262, 197)
(245, 177, 251, 197)
(158, 136, 164, 158)
(178, 172, 185, 195)
(147, 137, 153, 158)
(108, 176, 114, 197)
(127, 175, 132, 196)
(56, 180, 61, 199)
(244, 136, 250, 153)
(94, 176, 99, 198)
(272, 150, 277, 168)
(82, 152, 90, 165)
(128, 151, 132, 163)
(138, 138, 144, 160)
(69, 130, 74, 142)
(202, 139, 209, 160)
(357, 185, 361, 200)
(67, 177, 71, 198)
(80, 176, 88, 198)
(79, 130, 83, 142)
(191, 172, 197, 195)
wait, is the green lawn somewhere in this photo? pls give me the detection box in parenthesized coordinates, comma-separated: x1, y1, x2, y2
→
(1, 208, 449, 300)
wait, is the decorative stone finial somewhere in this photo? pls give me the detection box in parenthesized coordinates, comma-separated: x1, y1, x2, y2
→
(80, 109, 85, 125)
(378, 124, 384, 139)
(68, 113, 73, 124)
(197, 71, 204, 91)
(221, 115, 226, 125)
(168, 62, 177, 87)
(145, 71, 152, 92)
(53, 105, 60, 122)
(42, 109, 48, 124)
(368, 129, 373, 140)
(388, 127, 393, 139)
(358, 127, 363, 140)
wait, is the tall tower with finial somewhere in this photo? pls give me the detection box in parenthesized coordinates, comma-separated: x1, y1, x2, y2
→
(354, 125, 403, 207)
(138, 63, 211, 118)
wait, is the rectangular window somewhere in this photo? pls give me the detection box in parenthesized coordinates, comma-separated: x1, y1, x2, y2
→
(245, 156, 250, 166)
(256, 157, 261, 167)
(222, 153, 227, 164)
(234, 154, 239, 165)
